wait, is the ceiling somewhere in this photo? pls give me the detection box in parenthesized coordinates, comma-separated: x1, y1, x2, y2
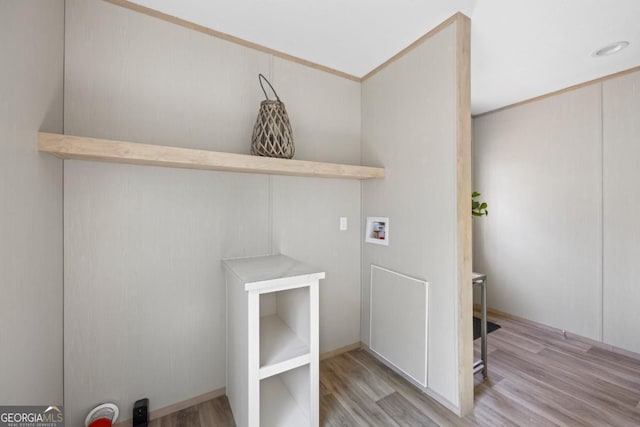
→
(128, 0, 640, 114)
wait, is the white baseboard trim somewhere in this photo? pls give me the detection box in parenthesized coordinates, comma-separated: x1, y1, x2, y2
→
(361, 345, 461, 417)
(320, 341, 362, 361)
(112, 387, 226, 427)
(110, 342, 362, 426)
(483, 306, 640, 362)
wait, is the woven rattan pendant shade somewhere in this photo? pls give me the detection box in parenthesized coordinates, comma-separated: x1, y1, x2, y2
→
(251, 74, 294, 159)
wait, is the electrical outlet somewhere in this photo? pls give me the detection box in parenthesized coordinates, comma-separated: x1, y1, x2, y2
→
(340, 217, 348, 231)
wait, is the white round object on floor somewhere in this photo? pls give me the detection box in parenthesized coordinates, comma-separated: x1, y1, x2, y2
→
(84, 402, 119, 427)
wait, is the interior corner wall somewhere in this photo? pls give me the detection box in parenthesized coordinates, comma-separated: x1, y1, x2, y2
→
(472, 85, 603, 340)
(0, 1, 64, 404)
(473, 68, 640, 354)
(270, 57, 362, 353)
(62, 0, 361, 425)
(361, 22, 462, 408)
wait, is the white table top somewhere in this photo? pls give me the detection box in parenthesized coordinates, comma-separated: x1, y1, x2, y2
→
(223, 254, 325, 292)
(472, 272, 487, 282)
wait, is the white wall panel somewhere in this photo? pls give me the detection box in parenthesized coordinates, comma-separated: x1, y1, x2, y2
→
(272, 176, 361, 353)
(361, 24, 461, 407)
(370, 266, 428, 387)
(64, 0, 267, 152)
(63, 1, 362, 424)
(270, 57, 362, 354)
(64, 1, 272, 422)
(603, 70, 640, 353)
(64, 162, 269, 426)
(473, 85, 602, 340)
(271, 57, 361, 165)
(0, 0, 64, 404)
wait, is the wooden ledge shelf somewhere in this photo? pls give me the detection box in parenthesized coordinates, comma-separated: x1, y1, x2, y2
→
(38, 132, 384, 180)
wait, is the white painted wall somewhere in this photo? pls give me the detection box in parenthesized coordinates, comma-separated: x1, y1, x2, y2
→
(63, 1, 362, 425)
(474, 69, 640, 354)
(271, 57, 362, 354)
(603, 70, 640, 354)
(2, 0, 460, 418)
(473, 85, 603, 340)
(0, 1, 64, 405)
(361, 24, 462, 408)
(271, 57, 361, 165)
(272, 176, 361, 353)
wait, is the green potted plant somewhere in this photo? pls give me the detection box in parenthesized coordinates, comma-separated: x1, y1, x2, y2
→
(472, 192, 488, 217)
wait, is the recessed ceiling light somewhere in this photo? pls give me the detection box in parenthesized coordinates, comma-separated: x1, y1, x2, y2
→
(592, 41, 630, 57)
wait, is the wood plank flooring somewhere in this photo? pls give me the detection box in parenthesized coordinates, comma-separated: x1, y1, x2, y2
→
(150, 312, 640, 426)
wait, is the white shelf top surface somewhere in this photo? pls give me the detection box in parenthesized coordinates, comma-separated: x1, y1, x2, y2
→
(472, 272, 486, 282)
(223, 254, 325, 292)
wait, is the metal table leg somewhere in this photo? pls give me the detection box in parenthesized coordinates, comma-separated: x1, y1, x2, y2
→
(472, 273, 488, 379)
(481, 276, 487, 379)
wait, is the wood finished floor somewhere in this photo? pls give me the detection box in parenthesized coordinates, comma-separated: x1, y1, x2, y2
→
(150, 313, 640, 426)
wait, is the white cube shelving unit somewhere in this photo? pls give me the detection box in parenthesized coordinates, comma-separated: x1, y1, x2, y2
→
(223, 254, 325, 427)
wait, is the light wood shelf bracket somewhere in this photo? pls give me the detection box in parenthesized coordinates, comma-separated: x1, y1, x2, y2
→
(38, 132, 384, 180)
